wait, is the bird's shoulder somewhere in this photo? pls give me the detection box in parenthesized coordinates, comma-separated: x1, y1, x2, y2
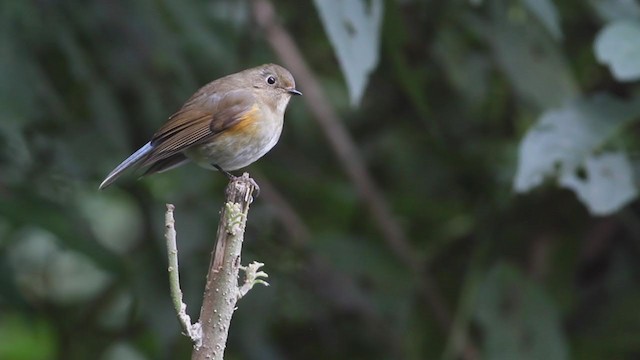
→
(179, 86, 257, 115)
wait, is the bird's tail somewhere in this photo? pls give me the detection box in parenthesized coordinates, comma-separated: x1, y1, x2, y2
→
(99, 142, 153, 190)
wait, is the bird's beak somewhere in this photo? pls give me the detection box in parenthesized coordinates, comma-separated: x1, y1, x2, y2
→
(287, 88, 303, 96)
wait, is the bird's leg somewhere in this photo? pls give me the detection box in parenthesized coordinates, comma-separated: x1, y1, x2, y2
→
(214, 164, 260, 197)
(214, 164, 235, 179)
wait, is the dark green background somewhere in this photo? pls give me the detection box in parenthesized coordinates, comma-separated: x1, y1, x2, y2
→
(1, 0, 639, 359)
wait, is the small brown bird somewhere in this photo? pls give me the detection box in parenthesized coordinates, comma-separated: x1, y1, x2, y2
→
(99, 64, 301, 189)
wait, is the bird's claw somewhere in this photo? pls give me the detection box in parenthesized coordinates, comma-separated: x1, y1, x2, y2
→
(214, 165, 260, 197)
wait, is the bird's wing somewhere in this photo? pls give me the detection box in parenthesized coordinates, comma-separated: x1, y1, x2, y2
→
(140, 89, 258, 167)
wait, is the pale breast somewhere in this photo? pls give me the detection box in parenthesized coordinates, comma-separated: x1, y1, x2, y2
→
(184, 102, 285, 171)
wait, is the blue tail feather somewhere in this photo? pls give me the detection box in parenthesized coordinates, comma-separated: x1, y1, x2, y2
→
(99, 142, 153, 189)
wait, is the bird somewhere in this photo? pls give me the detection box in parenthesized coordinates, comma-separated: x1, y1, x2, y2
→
(99, 63, 301, 190)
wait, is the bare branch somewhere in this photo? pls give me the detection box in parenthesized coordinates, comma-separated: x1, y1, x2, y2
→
(165, 204, 202, 346)
(165, 174, 264, 360)
(191, 173, 262, 360)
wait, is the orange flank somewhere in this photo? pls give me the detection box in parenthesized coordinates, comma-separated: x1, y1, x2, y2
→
(226, 104, 261, 136)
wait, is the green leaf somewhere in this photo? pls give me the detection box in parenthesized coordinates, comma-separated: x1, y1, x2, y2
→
(77, 188, 143, 255)
(514, 94, 640, 214)
(7, 227, 112, 304)
(0, 314, 56, 360)
(101, 342, 147, 360)
(559, 152, 637, 215)
(589, 0, 640, 23)
(594, 20, 640, 81)
(0, 121, 31, 184)
(475, 4, 577, 109)
(313, 0, 383, 106)
(522, 0, 563, 40)
(432, 28, 491, 106)
(97, 291, 135, 330)
(475, 263, 569, 360)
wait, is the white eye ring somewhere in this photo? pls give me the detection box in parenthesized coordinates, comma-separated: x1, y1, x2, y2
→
(266, 75, 276, 85)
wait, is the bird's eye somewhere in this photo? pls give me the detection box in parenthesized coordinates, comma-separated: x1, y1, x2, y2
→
(266, 75, 276, 85)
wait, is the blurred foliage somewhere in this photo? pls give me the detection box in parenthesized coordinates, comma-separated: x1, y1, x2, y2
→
(2, 0, 640, 359)
(313, 0, 384, 106)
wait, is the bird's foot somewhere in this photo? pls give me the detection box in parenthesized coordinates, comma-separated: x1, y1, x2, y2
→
(214, 164, 235, 179)
(214, 165, 260, 197)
